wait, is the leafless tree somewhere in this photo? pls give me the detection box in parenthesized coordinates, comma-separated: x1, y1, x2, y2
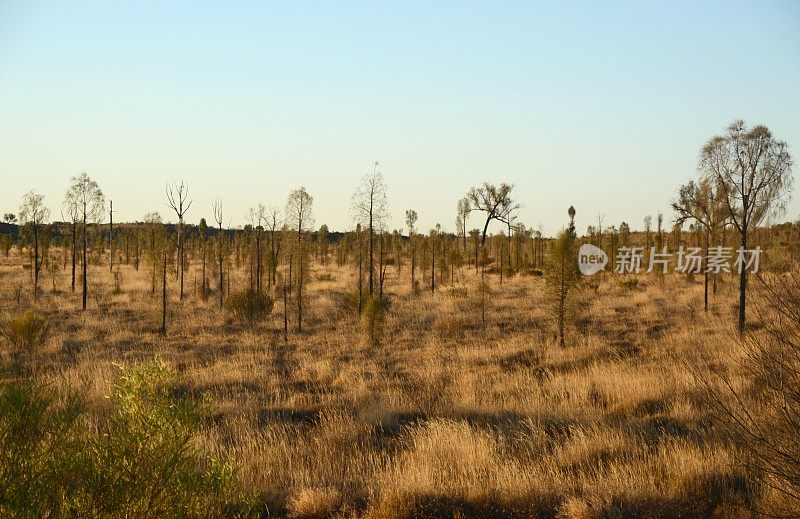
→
(699, 271, 800, 516)
(166, 181, 193, 301)
(265, 206, 282, 289)
(198, 217, 208, 300)
(700, 120, 794, 334)
(405, 209, 418, 289)
(212, 199, 225, 309)
(160, 245, 168, 335)
(108, 200, 115, 272)
(62, 193, 81, 293)
(596, 213, 605, 247)
(351, 162, 388, 296)
(430, 224, 441, 293)
(456, 197, 470, 253)
(356, 224, 364, 311)
(247, 204, 267, 293)
(286, 187, 314, 332)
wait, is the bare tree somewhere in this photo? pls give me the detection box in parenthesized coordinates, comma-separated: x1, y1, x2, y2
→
(286, 187, 314, 333)
(108, 200, 115, 272)
(405, 209, 418, 289)
(247, 204, 267, 293)
(456, 197, 470, 253)
(65, 173, 105, 310)
(62, 193, 81, 294)
(430, 224, 440, 293)
(700, 120, 794, 334)
(159, 241, 169, 335)
(700, 271, 800, 516)
(596, 213, 605, 247)
(18, 191, 50, 299)
(356, 223, 364, 311)
(467, 183, 520, 246)
(265, 206, 282, 289)
(198, 217, 208, 300)
(212, 199, 225, 309)
(166, 181, 193, 301)
(351, 162, 388, 296)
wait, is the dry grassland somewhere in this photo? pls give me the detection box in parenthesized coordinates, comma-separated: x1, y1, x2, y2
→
(0, 251, 779, 517)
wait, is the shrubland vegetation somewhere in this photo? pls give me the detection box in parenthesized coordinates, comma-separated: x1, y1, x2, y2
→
(0, 120, 798, 517)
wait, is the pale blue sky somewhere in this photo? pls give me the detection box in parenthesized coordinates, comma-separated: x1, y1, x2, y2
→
(1, 1, 798, 235)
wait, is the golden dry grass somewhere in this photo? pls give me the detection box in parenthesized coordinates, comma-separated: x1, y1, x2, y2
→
(0, 249, 773, 517)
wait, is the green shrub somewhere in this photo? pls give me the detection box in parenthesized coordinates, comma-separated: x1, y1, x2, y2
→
(80, 360, 235, 517)
(0, 309, 51, 356)
(361, 295, 387, 346)
(226, 289, 274, 326)
(0, 378, 85, 516)
(0, 360, 236, 517)
(316, 273, 335, 282)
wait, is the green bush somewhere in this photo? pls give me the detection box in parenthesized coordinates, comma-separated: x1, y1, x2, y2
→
(0, 309, 51, 356)
(0, 360, 236, 517)
(80, 360, 235, 517)
(361, 295, 387, 346)
(0, 378, 85, 516)
(226, 289, 274, 326)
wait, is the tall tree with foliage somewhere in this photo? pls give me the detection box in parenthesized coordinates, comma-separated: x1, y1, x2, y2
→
(143, 212, 163, 296)
(65, 173, 105, 311)
(18, 191, 49, 300)
(466, 182, 520, 245)
(700, 120, 794, 334)
(671, 178, 729, 312)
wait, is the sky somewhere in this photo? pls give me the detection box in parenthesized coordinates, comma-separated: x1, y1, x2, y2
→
(1, 1, 799, 236)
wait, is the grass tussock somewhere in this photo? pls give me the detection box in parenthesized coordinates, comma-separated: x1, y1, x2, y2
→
(0, 309, 51, 356)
